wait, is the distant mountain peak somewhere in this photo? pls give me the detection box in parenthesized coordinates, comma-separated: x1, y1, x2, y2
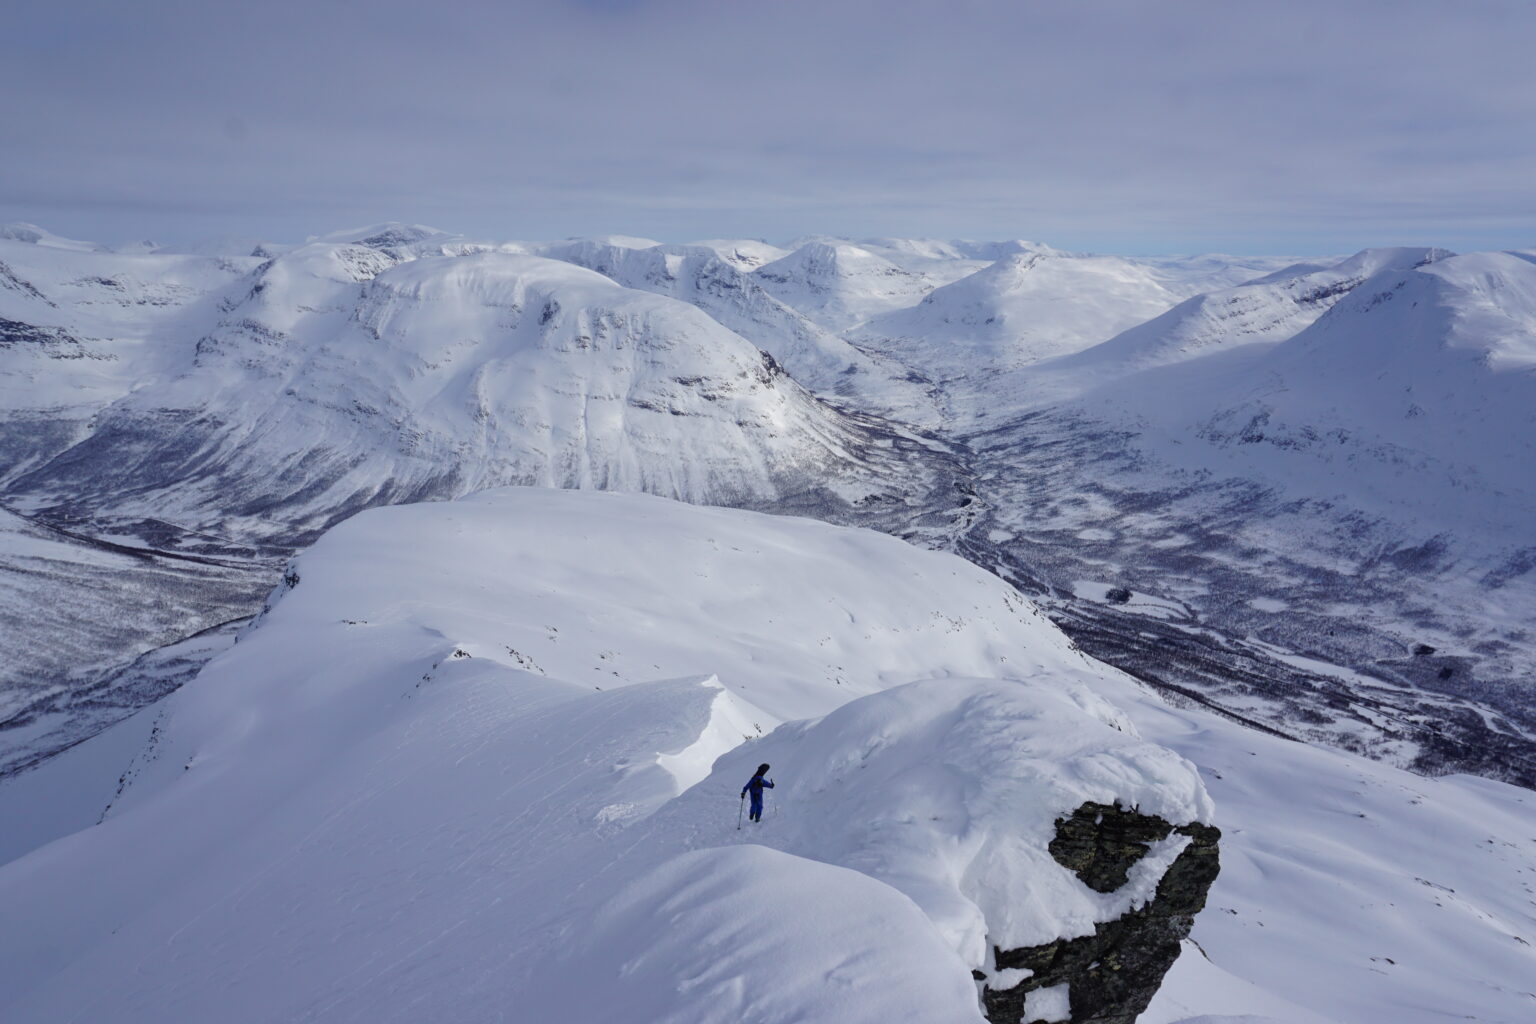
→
(314, 222, 452, 249)
(0, 223, 100, 251)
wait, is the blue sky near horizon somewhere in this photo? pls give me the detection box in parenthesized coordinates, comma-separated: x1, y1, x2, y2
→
(3, 0, 1533, 255)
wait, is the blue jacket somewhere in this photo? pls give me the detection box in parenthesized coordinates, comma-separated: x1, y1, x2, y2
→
(742, 776, 774, 799)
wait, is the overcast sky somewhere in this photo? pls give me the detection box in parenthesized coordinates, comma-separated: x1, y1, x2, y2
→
(4, 0, 1534, 254)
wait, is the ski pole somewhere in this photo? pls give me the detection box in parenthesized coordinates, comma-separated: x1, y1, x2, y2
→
(737, 793, 745, 830)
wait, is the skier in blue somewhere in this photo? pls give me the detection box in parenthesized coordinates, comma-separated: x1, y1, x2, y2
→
(741, 763, 774, 823)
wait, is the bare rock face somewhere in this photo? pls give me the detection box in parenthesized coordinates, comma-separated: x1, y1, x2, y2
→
(982, 801, 1221, 1024)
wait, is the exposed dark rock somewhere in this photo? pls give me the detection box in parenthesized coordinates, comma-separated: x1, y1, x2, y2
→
(1048, 801, 1173, 893)
(0, 316, 85, 354)
(1103, 587, 1132, 605)
(982, 802, 1221, 1024)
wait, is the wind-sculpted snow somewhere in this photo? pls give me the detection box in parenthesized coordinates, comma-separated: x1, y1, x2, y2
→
(240, 487, 1081, 728)
(1, 490, 1531, 1024)
(548, 844, 989, 1024)
(530, 676, 1216, 1024)
(639, 676, 1212, 954)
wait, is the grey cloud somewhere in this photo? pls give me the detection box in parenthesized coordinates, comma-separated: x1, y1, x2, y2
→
(2, 0, 1533, 252)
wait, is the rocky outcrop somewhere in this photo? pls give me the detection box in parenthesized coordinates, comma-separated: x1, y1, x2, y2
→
(982, 801, 1221, 1024)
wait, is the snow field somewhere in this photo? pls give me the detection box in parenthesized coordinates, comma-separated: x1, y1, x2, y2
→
(2, 488, 1530, 1023)
(0, 489, 1127, 1022)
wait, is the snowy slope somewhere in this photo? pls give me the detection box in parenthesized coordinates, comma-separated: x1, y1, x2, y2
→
(682, 237, 789, 270)
(0, 232, 967, 774)
(1169, 252, 1532, 521)
(0, 507, 259, 777)
(957, 249, 1536, 780)
(844, 249, 1324, 429)
(4, 243, 950, 547)
(0, 237, 275, 770)
(5, 219, 1533, 817)
(792, 236, 1012, 287)
(0, 489, 1530, 1024)
(532, 238, 937, 417)
(1127, 252, 1312, 297)
(0, 489, 1111, 1021)
(0, 237, 260, 429)
(1077, 249, 1536, 550)
(854, 251, 1183, 377)
(1047, 247, 1452, 384)
(753, 241, 934, 331)
(0, 222, 104, 252)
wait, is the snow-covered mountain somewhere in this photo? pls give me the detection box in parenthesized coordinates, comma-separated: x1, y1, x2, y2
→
(2, 489, 1530, 1024)
(4, 219, 1535, 1022)
(59, 237, 957, 536)
(5, 221, 1534, 798)
(851, 251, 1184, 388)
(529, 238, 937, 416)
(1048, 247, 1452, 382)
(679, 237, 789, 271)
(15, 244, 938, 543)
(753, 241, 935, 331)
(0, 228, 967, 771)
(957, 249, 1536, 783)
(1105, 250, 1536, 531)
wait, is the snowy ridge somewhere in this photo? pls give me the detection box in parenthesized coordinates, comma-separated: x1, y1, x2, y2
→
(0, 222, 104, 252)
(1, 489, 1531, 1024)
(753, 241, 934, 331)
(679, 237, 789, 270)
(0, 232, 968, 772)
(531, 237, 936, 415)
(958, 246, 1536, 781)
(644, 676, 1211, 953)
(533, 675, 1214, 1024)
(1049, 246, 1452, 382)
(0, 490, 1118, 1022)
(5, 245, 946, 546)
(1076, 248, 1536, 544)
(853, 250, 1183, 380)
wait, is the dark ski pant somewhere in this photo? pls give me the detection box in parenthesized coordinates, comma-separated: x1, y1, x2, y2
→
(749, 795, 764, 822)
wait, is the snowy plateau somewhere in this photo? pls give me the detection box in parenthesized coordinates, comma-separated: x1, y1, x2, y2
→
(0, 222, 1533, 1023)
